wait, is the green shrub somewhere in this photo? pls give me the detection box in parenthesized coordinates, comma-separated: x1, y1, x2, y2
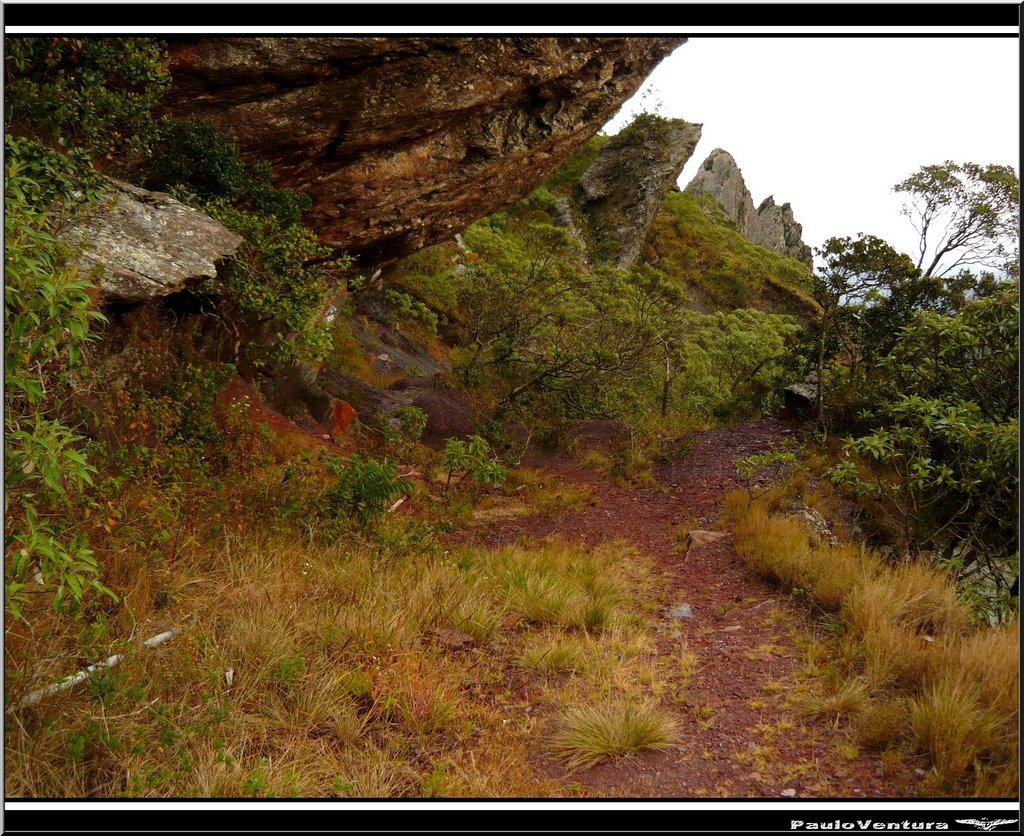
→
(151, 120, 311, 227)
(4, 168, 112, 617)
(394, 406, 429, 443)
(385, 289, 439, 337)
(323, 454, 414, 527)
(4, 36, 170, 164)
(200, 200, 349, 366)
(443, 436, 507, 492)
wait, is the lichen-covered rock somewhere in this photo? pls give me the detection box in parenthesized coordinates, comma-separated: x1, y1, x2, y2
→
(783, 502, 838, 547)
(59, 179, 242, 304)
(163, 36, 685, 265)
(578, 116, 702, 267)
(684, 148, 756, 232)
(749, 197, 813, 267)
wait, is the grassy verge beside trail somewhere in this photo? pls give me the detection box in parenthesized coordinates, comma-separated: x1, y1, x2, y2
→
(5, 514, 684, 797)
(724, 488, 1019, 797)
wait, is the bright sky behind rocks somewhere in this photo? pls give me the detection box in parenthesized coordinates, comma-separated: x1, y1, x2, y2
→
(603, 37, 1020, 269)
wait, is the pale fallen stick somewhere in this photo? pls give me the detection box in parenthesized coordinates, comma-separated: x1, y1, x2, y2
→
(9, 628, 179, 712)
(387, 496, 407, 514)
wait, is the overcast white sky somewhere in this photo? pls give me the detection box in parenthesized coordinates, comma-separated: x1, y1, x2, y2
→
(603, 37, 1020, 266)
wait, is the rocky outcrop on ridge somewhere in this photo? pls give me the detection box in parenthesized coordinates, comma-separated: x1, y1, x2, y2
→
(578, 116, 702, 268)
(58, 179, 242, 305)
(685, 148, 812, 268)
(749, 196, 814, 267)
(684, 148, 756, 233)
(163, 37, 685, 266)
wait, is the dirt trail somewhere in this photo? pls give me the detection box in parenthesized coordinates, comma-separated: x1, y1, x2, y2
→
(454, 416, 919, 798)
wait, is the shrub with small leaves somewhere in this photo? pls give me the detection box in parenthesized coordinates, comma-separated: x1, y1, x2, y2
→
(150, 120, 312, 227)
(443, 435, 507, 492)
(200, 200, 349, 366)
(322, 453, 414, 528)
(394, 406, 429, 443)
(4, 167, 113, 617)
(4, 36, 170, 175)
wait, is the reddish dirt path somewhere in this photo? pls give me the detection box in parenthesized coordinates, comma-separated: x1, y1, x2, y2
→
(454, 416, 921, 799)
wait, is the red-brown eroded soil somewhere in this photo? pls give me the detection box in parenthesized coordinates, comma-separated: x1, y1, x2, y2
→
(451, 416, 922, 799)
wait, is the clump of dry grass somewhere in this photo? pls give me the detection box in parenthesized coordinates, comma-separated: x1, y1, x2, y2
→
(552, 699, 680, 771)
(504, 467, 596, 516)
(797, 678, 868, 725)
(728, 493, 880, 611)
(855, 697, 911, 752)
(520, 636, 588, 675)
(498, 541, 632, 632)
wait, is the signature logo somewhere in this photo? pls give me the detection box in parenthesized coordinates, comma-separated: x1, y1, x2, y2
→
(955, 820, 1019, 832)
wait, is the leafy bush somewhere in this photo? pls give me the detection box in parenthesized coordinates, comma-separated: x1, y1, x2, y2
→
(443, 436, 507, 492)
(394, 406, 429, 443)
(4, 36, 170, 164)
(828, 283, 1019, 619)
(322, 454, 413, 527)
(200, 200, 349, 366)
(150, 120, 311, 227)
(385, 289, 439, 338)
(4, 168, 112, 617)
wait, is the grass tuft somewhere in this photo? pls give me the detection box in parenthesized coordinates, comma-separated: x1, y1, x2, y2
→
(552, 699, 680, 771)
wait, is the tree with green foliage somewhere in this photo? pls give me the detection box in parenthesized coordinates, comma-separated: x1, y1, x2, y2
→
(829, 282, 1019, 621)
(810, 235, 920, 422)
(458, 218, 686, 419)
(894, 161, 1019, 279)
(673, 308, 800, 422)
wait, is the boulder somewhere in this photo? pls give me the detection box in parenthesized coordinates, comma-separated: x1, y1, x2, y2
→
(59, 179, 242, 304)
(783, 372, 819, 418)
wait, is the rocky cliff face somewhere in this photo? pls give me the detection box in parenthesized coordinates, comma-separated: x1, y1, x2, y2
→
(163, 37, 684, 266)
(578, 117, 702, 268)
(685, 149, 812, 267)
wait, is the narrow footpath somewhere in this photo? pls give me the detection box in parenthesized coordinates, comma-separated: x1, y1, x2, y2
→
(453, 417, 921, 798)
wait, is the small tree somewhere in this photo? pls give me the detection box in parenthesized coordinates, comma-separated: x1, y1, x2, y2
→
(894, 161, 1019, 279)
(811, 235, 919, 423)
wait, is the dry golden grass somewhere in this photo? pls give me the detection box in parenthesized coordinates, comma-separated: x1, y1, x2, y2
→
(728, 494, 880, 612)
(5, 522, 667, 799)
(855, 697, 911, 752)
(728, 488, 1019, 797)
(796, 678, 868, 725)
